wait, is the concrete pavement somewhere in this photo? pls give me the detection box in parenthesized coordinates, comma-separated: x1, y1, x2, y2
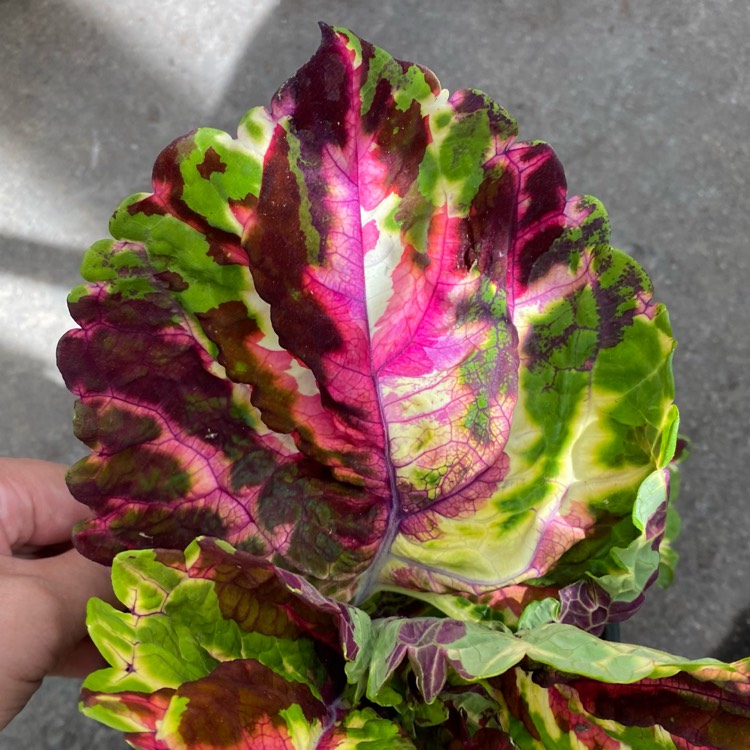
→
(1, 1, 748, 745)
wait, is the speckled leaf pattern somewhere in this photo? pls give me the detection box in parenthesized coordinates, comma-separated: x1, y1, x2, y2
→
(58, 25, 678, 615)
(83, 540, 750, 749)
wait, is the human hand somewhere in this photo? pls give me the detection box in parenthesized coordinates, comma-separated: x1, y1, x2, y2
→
(0, 458, 113, 730)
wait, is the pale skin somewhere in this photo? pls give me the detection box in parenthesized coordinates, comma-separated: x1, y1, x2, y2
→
(0, 458, 114, 730)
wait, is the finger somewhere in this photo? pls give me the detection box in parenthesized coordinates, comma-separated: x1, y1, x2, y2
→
(0, 548, 114, 729)
(0, 458, 89, 552)
(0, 548, 115, 672)
(21, 545, 116, 629)
(53, 635, 108, 678)
(0, 550, 115, 729)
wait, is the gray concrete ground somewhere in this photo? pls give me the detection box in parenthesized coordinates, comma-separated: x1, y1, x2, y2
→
(1, 0, 749, 746)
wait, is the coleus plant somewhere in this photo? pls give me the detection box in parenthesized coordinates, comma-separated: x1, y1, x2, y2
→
(56, 24, 750, 749)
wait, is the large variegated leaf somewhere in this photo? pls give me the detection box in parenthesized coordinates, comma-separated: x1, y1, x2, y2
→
(57, 25, 677, 612)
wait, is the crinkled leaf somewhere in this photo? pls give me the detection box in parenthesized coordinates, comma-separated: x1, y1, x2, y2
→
(84, 541, 750, 749)
(657, 436, 687, 588)
(83, 537, 364, 699)
(81, 538, 421, 749)
(354, 615, 750, 748)
(83, 660, 329, 749)
(363, 618, 525, 705)
(83, 665, 415, 749)
(359, 616, 750, 703)
(491, 660, 750, 749)
(315, 708, 417, 749)
(543, 664, 750, 749)
(58, 24, 677, 613)
(516, 597, 561, 631)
